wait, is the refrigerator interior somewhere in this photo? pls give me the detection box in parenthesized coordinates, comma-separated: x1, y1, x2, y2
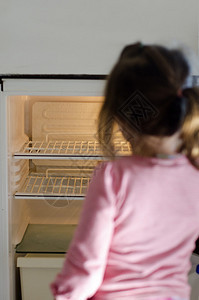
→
(7, 94, 131, 299)
(9, 95, 101, 244)
(6, 75, 199, 299)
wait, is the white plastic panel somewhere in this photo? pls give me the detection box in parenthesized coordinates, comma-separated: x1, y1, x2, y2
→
(32, 101, 101, 140)
(17, 254, 65, 300)
(2, 79, 106, 96)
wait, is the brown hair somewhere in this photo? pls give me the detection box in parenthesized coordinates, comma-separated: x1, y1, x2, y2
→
(98, 42, 199, 168)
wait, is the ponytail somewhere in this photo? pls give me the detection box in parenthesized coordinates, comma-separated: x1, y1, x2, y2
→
(180, 87, 199, 169)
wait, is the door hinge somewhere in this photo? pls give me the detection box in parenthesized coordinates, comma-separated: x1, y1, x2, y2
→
(0, 79, 3, 92)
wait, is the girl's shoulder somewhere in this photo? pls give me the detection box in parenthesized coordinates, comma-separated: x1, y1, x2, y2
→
(96, 154, 198, 178)
(107, 154, 198, 173)
(97, 155, 145, 179)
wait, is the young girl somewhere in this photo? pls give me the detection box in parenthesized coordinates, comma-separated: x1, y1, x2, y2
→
(51, 42, 199, 300)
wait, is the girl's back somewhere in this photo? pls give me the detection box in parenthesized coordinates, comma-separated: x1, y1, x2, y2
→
(92, 155, 199, 299)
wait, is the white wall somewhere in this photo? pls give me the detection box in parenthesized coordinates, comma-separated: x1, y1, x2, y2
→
(0, 0, 198, 74)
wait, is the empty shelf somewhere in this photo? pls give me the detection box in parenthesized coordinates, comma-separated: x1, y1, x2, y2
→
(15, 174, 90, 200)
(14, 140, 131, 159)
(16, 224, 77, 253)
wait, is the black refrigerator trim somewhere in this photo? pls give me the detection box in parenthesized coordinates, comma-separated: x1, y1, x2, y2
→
(0, 74, 107, 92)
(0, 74, 198, 92)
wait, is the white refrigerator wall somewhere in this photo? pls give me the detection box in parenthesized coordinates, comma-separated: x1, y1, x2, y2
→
(0, 0, 198, 75)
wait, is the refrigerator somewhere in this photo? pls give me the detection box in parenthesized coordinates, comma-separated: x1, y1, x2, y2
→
(1, 75, 199, 300)
(0, 76, 132, 300)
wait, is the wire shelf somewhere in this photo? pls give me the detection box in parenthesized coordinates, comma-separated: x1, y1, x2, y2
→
(15, 174, 90, 200)
(14, 140, 131, 159)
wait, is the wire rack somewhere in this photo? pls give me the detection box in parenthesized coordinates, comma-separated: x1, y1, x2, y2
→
(14, 140, 131, 159)
(15, 174, 90, 200)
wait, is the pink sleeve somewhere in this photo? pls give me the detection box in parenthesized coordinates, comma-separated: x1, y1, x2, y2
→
(51, 162, 117, 300)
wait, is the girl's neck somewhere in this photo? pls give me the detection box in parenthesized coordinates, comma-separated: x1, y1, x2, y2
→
(131, 131, 183, 158)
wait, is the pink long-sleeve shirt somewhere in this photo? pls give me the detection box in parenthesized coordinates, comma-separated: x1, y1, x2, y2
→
(51, 155, 199, 300)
